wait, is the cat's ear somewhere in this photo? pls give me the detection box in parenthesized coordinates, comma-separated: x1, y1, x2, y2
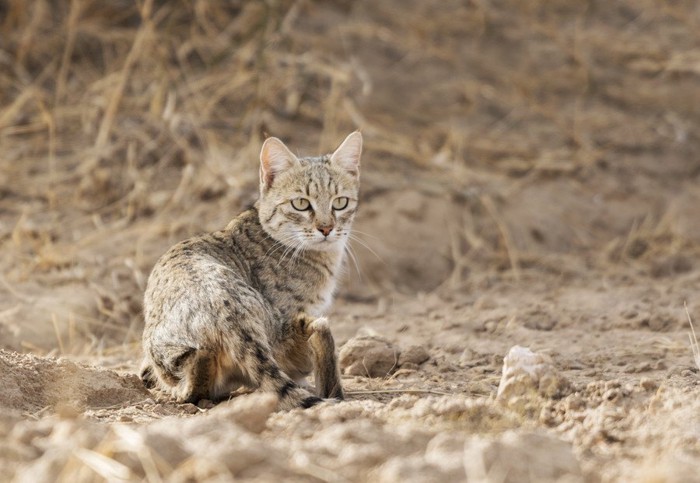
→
(260, 137, 299, 190)
(330, 131, 362, 177)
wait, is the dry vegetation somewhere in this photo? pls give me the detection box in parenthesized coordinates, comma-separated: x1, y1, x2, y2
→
(1, 0, 700, 481)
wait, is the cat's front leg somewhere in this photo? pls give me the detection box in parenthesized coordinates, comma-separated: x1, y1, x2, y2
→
(302, 316, 344, 400)
(285, 314, 343, 400)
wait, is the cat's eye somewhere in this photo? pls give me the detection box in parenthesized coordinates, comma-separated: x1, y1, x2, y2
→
(291, 198, 311, 211)
(332, 197, 349, 210)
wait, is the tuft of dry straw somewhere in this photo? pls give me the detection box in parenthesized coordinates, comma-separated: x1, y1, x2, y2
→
(73, 448, 133, 481)
(684, 302, 700, 371)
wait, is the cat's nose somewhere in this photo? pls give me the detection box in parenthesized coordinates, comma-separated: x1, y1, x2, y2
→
(317, 225, 333, 237)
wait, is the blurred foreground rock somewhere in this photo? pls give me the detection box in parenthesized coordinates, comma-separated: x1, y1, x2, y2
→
(208, 392, 278, 433)
(463, 431, 583, 483)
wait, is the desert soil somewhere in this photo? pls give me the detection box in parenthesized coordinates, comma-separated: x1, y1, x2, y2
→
(1, 1, 700, 482)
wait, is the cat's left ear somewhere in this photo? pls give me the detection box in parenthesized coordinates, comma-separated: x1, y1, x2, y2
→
(260, 137, 300, 191)
(330, 131, 362, 177)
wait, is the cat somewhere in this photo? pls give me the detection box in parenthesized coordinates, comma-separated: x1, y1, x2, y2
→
(139, 132, 362, 410)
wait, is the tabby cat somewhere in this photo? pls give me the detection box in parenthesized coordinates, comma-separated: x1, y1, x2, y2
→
(140, 132, 362, 409)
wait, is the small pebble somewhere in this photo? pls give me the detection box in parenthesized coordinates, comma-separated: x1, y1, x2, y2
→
(639, 378, 657, 391)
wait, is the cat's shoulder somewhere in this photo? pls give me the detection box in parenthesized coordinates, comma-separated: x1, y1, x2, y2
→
(153, 208, 257, 267)
(223, 208, 267, 247)
(224, 206, 259, 231)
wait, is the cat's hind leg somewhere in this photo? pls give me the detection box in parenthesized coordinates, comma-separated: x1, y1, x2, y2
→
(145, 346, 217, 404)
(139, 359, 157, 389)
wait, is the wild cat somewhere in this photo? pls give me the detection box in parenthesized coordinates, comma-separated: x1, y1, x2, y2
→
(140, 132, 362, 410)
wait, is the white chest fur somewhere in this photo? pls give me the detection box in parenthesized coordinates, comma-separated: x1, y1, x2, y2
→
(308, 251, 344, 317)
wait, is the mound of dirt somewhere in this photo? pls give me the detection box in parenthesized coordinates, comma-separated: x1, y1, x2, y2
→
(0, 350, 149, 414)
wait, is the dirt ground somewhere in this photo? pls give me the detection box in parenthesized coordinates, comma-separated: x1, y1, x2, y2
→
(1, 1, 700, 481)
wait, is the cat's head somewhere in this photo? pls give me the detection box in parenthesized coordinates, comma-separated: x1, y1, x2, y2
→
(257, 132, 362, 252)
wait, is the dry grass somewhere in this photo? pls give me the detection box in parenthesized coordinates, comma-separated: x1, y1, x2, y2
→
(685, 302, 700, 372)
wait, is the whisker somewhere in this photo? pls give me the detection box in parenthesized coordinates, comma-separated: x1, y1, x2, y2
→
(345, 243, 362, 280)
(290, 239, 308, 266)
(278, 241, 298, 266)
(348, 233, 385, 264)
(264, 234, 298, 259)
(261, 230, 300, 259)
(265, 242, 291, 261)
(348, 229, 380, 240)
(277, 234, 303, 266)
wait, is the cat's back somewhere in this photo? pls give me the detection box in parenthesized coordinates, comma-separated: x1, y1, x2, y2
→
(143, 209, 263, 327)
(149, 208, 259, 277)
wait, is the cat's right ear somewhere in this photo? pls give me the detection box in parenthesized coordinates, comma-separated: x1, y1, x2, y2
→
(260, 137, 299, 191)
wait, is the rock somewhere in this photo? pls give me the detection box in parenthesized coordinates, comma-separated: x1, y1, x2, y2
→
(463, 431, 584, 483)
(399, 345, 430, 366)
(497, 346, 570, 402)
(339, 333, 400, 378)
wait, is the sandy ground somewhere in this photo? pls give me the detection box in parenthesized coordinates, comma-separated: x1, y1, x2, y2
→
(2, 270, 700, 482)
(1, 1, 700, 481)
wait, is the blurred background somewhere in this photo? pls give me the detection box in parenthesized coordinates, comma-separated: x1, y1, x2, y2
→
(1, 0, 699, 356)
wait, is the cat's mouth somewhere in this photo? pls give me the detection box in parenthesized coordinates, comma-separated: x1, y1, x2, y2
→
(310, 236, 344, 251)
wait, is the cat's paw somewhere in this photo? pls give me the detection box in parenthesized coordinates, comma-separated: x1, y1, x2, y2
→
(293, 314, 329, 337)
(310, 317, 329, 333)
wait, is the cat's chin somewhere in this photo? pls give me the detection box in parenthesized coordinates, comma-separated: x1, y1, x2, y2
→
(308, 238, 346, 253)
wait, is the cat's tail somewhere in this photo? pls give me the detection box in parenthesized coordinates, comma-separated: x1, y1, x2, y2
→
(274, 378, 322, 410)
(248, 348, 320, 409)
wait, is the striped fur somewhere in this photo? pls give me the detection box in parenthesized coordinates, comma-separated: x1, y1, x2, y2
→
(140, 132, 361, 409)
